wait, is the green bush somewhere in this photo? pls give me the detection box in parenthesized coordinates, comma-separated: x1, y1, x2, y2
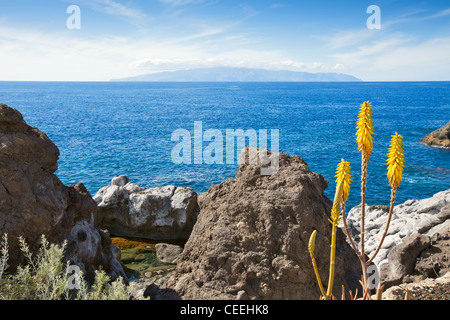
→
(0, 233, 140, 300)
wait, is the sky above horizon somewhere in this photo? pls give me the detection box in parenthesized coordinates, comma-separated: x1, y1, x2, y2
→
(0, 0, 449, 81)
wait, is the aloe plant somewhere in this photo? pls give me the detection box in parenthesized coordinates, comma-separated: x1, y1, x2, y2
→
(309, 159, 352, 300)
(309, 101, 405, 300)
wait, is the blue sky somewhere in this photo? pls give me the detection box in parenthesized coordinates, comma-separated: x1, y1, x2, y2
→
(0, 0, 449, 81)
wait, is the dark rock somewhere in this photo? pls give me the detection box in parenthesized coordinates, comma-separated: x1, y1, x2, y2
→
(0, 104, 126, 282)
(421, 122, 450, 148)
(166, 146, 362, 300)
(380, 233, 431, 287)
(415, 229, 450, 279)
(143, 283, 181, 300)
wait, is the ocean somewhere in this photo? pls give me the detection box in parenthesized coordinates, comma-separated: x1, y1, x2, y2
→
(0, 81, 449, 210)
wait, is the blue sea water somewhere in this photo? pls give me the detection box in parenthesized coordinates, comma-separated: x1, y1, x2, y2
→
(0, 81, 449, 210)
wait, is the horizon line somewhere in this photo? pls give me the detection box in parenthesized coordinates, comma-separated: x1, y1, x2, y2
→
(1, 80, 450, 83)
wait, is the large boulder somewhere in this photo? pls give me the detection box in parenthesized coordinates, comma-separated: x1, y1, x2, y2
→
(93, 177, 199, 241)
(165, 146, 361, 300)
(421, 122, 450, 148)
(0, 104, 126, 283)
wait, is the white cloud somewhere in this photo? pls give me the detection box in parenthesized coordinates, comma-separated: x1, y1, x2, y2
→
(323, 7, 450, 51)
(0, 24, 141, 80)
(2, 2, 448, 82)
(369, 37, 450, 80)
(332, 35, 410, 65)
(129, 56, 337, 74)
(0, 21, 354, 81)
(332, 36, 450, 81)
(322, 29, 376, 50)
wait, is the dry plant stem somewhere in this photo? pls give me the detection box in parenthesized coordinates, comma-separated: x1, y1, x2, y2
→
(360, 154, 369, 290)
(367, 187, 397, 265)
(349, 290, 354, 300)
(405, 288, 410, 300)
(375, 284, 385, 300)
(362, 287, 370, 300)
(349, 288, 358, 300)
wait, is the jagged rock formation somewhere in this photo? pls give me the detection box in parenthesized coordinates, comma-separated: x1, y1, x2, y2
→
(165, 146, 361, 300)
(93, 176, 199, 241)
(0, 104, 126, 283)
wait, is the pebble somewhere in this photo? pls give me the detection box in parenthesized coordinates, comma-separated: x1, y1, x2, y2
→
(408, 283, 450, 300)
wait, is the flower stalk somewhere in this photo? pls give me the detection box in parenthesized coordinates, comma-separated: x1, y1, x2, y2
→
(309, 159, 352, 300)
(355, 101, 375, 292)
(367, 133, 405, 265)
(307, 101, 405, 300)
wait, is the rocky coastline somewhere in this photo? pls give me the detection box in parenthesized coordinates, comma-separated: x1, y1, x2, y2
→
(0, 103, 448, 300)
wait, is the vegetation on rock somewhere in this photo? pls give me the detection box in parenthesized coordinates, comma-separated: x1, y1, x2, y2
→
(0, 234, 139, 300)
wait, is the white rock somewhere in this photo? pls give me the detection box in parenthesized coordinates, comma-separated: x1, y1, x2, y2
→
(94, 176, 199, 240)
(341, 189, 450, 267)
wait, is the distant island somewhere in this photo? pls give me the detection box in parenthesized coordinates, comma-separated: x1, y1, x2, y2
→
(111, 67, 362, 82)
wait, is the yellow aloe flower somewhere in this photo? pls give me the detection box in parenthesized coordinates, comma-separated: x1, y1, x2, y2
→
(356, 101, 375, 157)
(386, 132, 405, 188)
(335, 159, 352, 202)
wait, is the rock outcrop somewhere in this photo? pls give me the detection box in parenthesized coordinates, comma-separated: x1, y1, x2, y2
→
(343, 189, 450, 268)
(343, 189, 450, 291)
(0, 104, 126, 283)
(94, 176, 199, 241)
(421, 122, 450, 148)
(165, 146, 362, 300)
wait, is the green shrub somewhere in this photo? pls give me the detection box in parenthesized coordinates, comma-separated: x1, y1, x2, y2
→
(0, 234, 141, 300)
